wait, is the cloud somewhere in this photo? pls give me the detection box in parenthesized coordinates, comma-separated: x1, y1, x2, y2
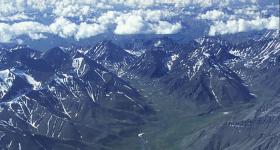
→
(75, 22, 106, 40)
(233, 6, 262, 19)
(0, 13, 32, 21)
(0, 0, 260, 18)
(0, 0, 187, 42)
(106, 0, 258, 8)
(196, 6, 268, 21)
(97, 11, 120, 25)
(114, 14, 150, 34)
(152, 21, 182, 34)
(49, 17, 78, 38)
(28, 33, 48, 40)
(0, 0, 277, 43)
(114, 10, 181, 35)
(0, 21, 49, 42)
(0, 23, 13, 42)
(0, 17, 108, 42)
(209, 16, 280, 36)
(197, 10, 227, 20)
(0, 0, 24, 16)
(52, 3, 92, 17)
(197, 6, 279, 36)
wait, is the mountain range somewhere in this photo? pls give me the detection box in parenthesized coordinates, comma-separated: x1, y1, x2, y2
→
(0, 29, 279, 150)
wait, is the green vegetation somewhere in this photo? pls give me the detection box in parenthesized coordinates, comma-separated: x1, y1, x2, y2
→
(109, 75, 250, 150)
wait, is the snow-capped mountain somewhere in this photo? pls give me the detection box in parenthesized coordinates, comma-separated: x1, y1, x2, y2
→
(229, 36, 280, 69)
(0, 46, 40, 69)
(0, 46, 153, 150)
(166, 30, 280, 149)
(162, 37, 254, 110)
(127, 30, 279, 112)
(83, 41, 136, 76)
(0, 29, 279, 150)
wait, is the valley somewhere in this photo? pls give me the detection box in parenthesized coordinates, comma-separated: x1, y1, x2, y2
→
(110, 74, 258, 150)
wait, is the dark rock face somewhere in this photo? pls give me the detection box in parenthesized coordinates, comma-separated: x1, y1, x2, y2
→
(41, 47, 70, 70)
(129, 50, 170, 78)
(84, 41, 136, 76)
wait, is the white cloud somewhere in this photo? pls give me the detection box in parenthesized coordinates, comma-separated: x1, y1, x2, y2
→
(75, 22, 106, 40)
(12, 21, 48, 34)
(139, 9, 177, 22)
(52, 3, 92, 17)
(0, 0, 277, 43)
(197, 10, 227, 20)
(106, 0, 258, 8)
(0, 0, 260, 18)
(0, 21, 49, 42)
(29, 33, 48, 40)
(0, 13, 32, 21)
(16, 39, 24, 44)
(209, 16, 280, 36)
(0, 17, 108, 42)
(0, 23, 13, 42)
(0, 3, 184, 42)
(114, 14, 150, 34)
(234, 6, 262, 19)
(96, 11, 120, 26)
(49, 17, 78, 38)
(152, 21, 182, 34)
(0, 0, 24, 16)
(114, 10, 182, 35)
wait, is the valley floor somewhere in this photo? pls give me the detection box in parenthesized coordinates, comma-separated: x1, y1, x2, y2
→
(108, 75, 256, 150)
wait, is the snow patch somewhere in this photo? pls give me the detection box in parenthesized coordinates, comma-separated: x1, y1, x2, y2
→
(22, 74, 41, 90)
(12, 69, 41, 90)
(223, 112, 230, 115)
(167, 54, 179, 70)
(72, 57, 89, 76)
(124, 49, 145, 57)
(138, 132, 144, 137)
(154, 40, 162, 47)
(0, 69, 15, 99)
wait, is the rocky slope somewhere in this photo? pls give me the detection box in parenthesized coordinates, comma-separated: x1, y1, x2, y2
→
(83, 41, 135, 76)
(0, 46, 153, 150)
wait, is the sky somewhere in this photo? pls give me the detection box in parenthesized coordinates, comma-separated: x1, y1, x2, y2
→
(0, 0, 279, 44)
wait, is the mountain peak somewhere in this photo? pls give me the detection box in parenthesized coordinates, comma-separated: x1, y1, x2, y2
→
(41, 47, 70, 69)
(195, 36, 229, 46)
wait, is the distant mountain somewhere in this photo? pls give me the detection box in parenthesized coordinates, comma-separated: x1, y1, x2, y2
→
(127, 37, 184, 78)
(123, 37, 182, 56)
(84, 41, 136, 76)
